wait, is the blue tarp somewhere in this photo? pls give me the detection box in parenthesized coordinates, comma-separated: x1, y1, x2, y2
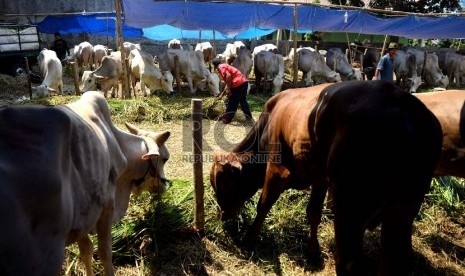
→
(37, 13, 142, 38)
(143, 24, 276, 40)
(122, 0, 465, 39)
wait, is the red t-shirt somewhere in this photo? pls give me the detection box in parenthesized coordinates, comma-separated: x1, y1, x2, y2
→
(217, 64, 248, 88)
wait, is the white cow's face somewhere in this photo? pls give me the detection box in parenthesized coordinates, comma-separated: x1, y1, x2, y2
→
(207, 73, 220, 96)
(81, 71, 98, 92)
(161, 71, 174, 94)
(125, 123, 171, 196)
(32, 84, 53, 98)
(409, 76, 422, 93)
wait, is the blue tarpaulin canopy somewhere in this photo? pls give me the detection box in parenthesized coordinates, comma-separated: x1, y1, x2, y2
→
(122, 0, 465, 39)
(37, 12, 142, 38)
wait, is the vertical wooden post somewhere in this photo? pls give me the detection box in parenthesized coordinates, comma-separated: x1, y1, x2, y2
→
(174, 55, 181, 93)
(192, 99, 204, 232)
(380, 34, 389, 56)
(276, 29, 281, 48)
(71, 61, 81, 95)
(292, 4, 298, 87)
(114, 0, 130, 98)
(24, 57, 32, 99)
(199, 30, 202, 43)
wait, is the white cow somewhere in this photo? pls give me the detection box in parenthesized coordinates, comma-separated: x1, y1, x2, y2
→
(93, 44, 108, 68)
(168, 39, 183, 50)
(157, 49, 220, 95)
(297, 49, 341, 86)
(69, 41, 94, 70)
(123, 41, 141, 58)
(217, 41, 246, 64)
(438, 49, 465, 86)
(394, 50, 422, 93)
(252, 43, 278, 61)
(129, 48, 174, 96)
(231, 47, 253, 78)
(325, 48, 362, 81)
(406, 48, 449, 88)
(195, 41, 216, 71)
(32, 48, 63, 97)
(254, 51, 284, 95)
(0, 91, 170, 276)
(81, 51, 124, 98)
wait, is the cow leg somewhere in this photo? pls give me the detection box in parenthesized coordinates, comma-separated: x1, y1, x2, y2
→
(130, 75, 137, 97)
(254, 71, 263, 94)
(59, 81, 63, 95)
(111, 80, 118, 98)
(332, 181, 366, 276)
(96, 206, 115, 276)
(305, 179, 328, 261)
(379, 201, 417, 276)
(141, 79, 147, 97)
(188, 77, 195, 94)
(243, 163, 288, 244)
(78, 234, 95, 276)
(379, 177, 426, 276)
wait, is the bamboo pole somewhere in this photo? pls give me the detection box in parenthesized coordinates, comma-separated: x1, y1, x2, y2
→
(24, 57, 32, 99)
(4, 0, 464, 18)
(192, 99, 204, 232)
(380, 34, 389, 56)
(276, 29, 281, 48)
(71, 61, 81, 95)
(292, 4, 298, 87)
(174, 55, 182, 93)
(114, 0, 130, 98)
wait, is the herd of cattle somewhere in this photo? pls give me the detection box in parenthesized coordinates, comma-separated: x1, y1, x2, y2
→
(30, 38, 465, 100)
(2, 38, 465, 275)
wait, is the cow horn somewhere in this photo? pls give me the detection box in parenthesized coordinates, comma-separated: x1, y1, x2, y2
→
(155, 131, 170, 144)
(125, 122, 141, 135)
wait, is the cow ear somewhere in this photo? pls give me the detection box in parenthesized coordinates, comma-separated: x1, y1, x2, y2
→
(155, 131, 170, 144)
(142, 150, 159, 160)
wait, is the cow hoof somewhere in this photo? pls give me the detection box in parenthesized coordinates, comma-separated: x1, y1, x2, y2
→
(306, 241, 323, 265)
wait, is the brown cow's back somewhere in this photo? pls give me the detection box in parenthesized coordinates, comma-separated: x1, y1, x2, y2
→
(416, 90, 465, 178)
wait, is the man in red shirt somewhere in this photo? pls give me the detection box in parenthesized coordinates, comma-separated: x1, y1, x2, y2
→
(213, 58, 253, 124)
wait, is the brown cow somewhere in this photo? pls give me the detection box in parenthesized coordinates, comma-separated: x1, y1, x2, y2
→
(210, 80, 442, 275)
(416, 90, 465, 178)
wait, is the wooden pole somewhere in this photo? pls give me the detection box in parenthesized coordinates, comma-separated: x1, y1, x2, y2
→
(380, 34, 389, 56)
(199, 30, 202, 43)
(114, 0, 130, 98)
(24, 57, 32, 99)
(276, 29, 281, 48)
(71, 61, 81, 95)
(192, 99, 204, 232)
(345, 32, 352, 63)
(292, 4, 298, 87)
(174, 55, 182, 93)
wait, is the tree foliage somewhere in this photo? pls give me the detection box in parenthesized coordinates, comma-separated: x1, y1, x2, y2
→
(368, 0, 462, 13)
(328, 0, 462, 13)
(328, 0, 365, 7)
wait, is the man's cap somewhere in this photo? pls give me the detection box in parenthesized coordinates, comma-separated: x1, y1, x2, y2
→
(212, 58, 222, 66)
(388, 42, 398, 50)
